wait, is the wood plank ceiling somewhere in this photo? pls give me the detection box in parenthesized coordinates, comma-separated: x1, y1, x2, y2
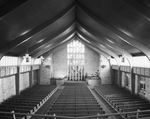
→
(0, 0, 150, 60)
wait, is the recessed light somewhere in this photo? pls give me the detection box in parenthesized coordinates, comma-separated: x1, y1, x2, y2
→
(106, 44, 113, 48)
(100, 44, 105, 48)
(118, 28, 133, 38)
(117, 35, 131, 45)
(106, 38, 115, 44)
(21, 30, 30, 36)
(37, 39, 44, 43)
(45, 44, 51, 48)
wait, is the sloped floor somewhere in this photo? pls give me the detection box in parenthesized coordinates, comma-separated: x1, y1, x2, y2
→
(31, 81, 107, 119)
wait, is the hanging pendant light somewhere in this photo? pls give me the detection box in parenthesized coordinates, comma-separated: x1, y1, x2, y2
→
(23, 53, 31, 62)
(23, 39, 31, 62)
(40, 56, 44, 62)
(122, 57, 125, 62)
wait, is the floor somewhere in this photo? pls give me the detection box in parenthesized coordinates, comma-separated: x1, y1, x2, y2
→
(30, 81, 123, 119)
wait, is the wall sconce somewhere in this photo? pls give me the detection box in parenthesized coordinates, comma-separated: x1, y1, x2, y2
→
(100, 59, 102, 62)
(48, 57, 51, 61)
(101, 65, 106, 68)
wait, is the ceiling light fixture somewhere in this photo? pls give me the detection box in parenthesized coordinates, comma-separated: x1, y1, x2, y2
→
(121, 56, 125, 62)
(37, 39, 44, 44)
(40, 56, 44, 62)
(45, 44, 51, 49)
(106, 38, 115, 44)
(117, 35, 131, 45)
(21, 30, 30, 36)
(23, 40, 31, 62)
(119, 29, 133, 38)
(106, 44, 113, 48)
(100, 44, 105, 48)
(48, 57, 51, 61)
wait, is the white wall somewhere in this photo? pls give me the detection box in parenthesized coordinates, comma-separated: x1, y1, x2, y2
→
(39, 58, 51, 85)
(19, 73, 29, 92)
(145, 77, 150, 100)
(100, 55, 111, 84)
(0, 76, 16, 103)
(84, 46, 100, 76)
(53, 44, 68, 78)
(52, 44, 101, 79)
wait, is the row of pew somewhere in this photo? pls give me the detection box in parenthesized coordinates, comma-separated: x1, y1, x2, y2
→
(46, 85, 107, 119)
(94, 85, 150, 119)
(0, 85, 56, 119)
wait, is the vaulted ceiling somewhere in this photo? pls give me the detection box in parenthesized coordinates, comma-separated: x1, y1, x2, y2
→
(0, 0, 150, 60)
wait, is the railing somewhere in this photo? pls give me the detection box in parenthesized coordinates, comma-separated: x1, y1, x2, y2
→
(0, 109, 150, 119)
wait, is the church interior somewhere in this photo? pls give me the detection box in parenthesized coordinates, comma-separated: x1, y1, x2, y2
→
(0, 0, 150, 118)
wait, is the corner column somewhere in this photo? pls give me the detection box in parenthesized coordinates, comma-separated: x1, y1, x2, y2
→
(15, 66, 20, 95)
(29, 65, 33, 87)
(131, 67, 135, 94)
(118, 66, 121, 87)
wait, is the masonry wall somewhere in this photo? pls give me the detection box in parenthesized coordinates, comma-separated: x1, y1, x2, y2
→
(99, 55, 111, 84)
(33, 70, 38, 86)
(52, 44, 102, 79)
(84, 46, 99, 77)
(51, 43, 112, 84)
(0, 76, 16, 103)
(145, 77, 150, 100)
(19, 72, 30, 92)
(40, 58, 51, 85)
(53, 44, 68, 78)
(0, 65, 39, 103)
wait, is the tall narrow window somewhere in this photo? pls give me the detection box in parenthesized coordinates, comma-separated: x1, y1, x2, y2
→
(67, 40, 85, 81)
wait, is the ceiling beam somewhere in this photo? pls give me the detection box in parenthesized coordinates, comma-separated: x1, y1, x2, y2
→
(77, 2, 150, 61)
(77, 37, 110, 58)
(121, 0, 150, 21)
(77, 32, 119, 59)
(0, 2, 76, 59)
(33, 32, 75, 58)
(21, 23, 76, 57)
(43, 37, 75, 59)
(77, 23, 133, 57)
